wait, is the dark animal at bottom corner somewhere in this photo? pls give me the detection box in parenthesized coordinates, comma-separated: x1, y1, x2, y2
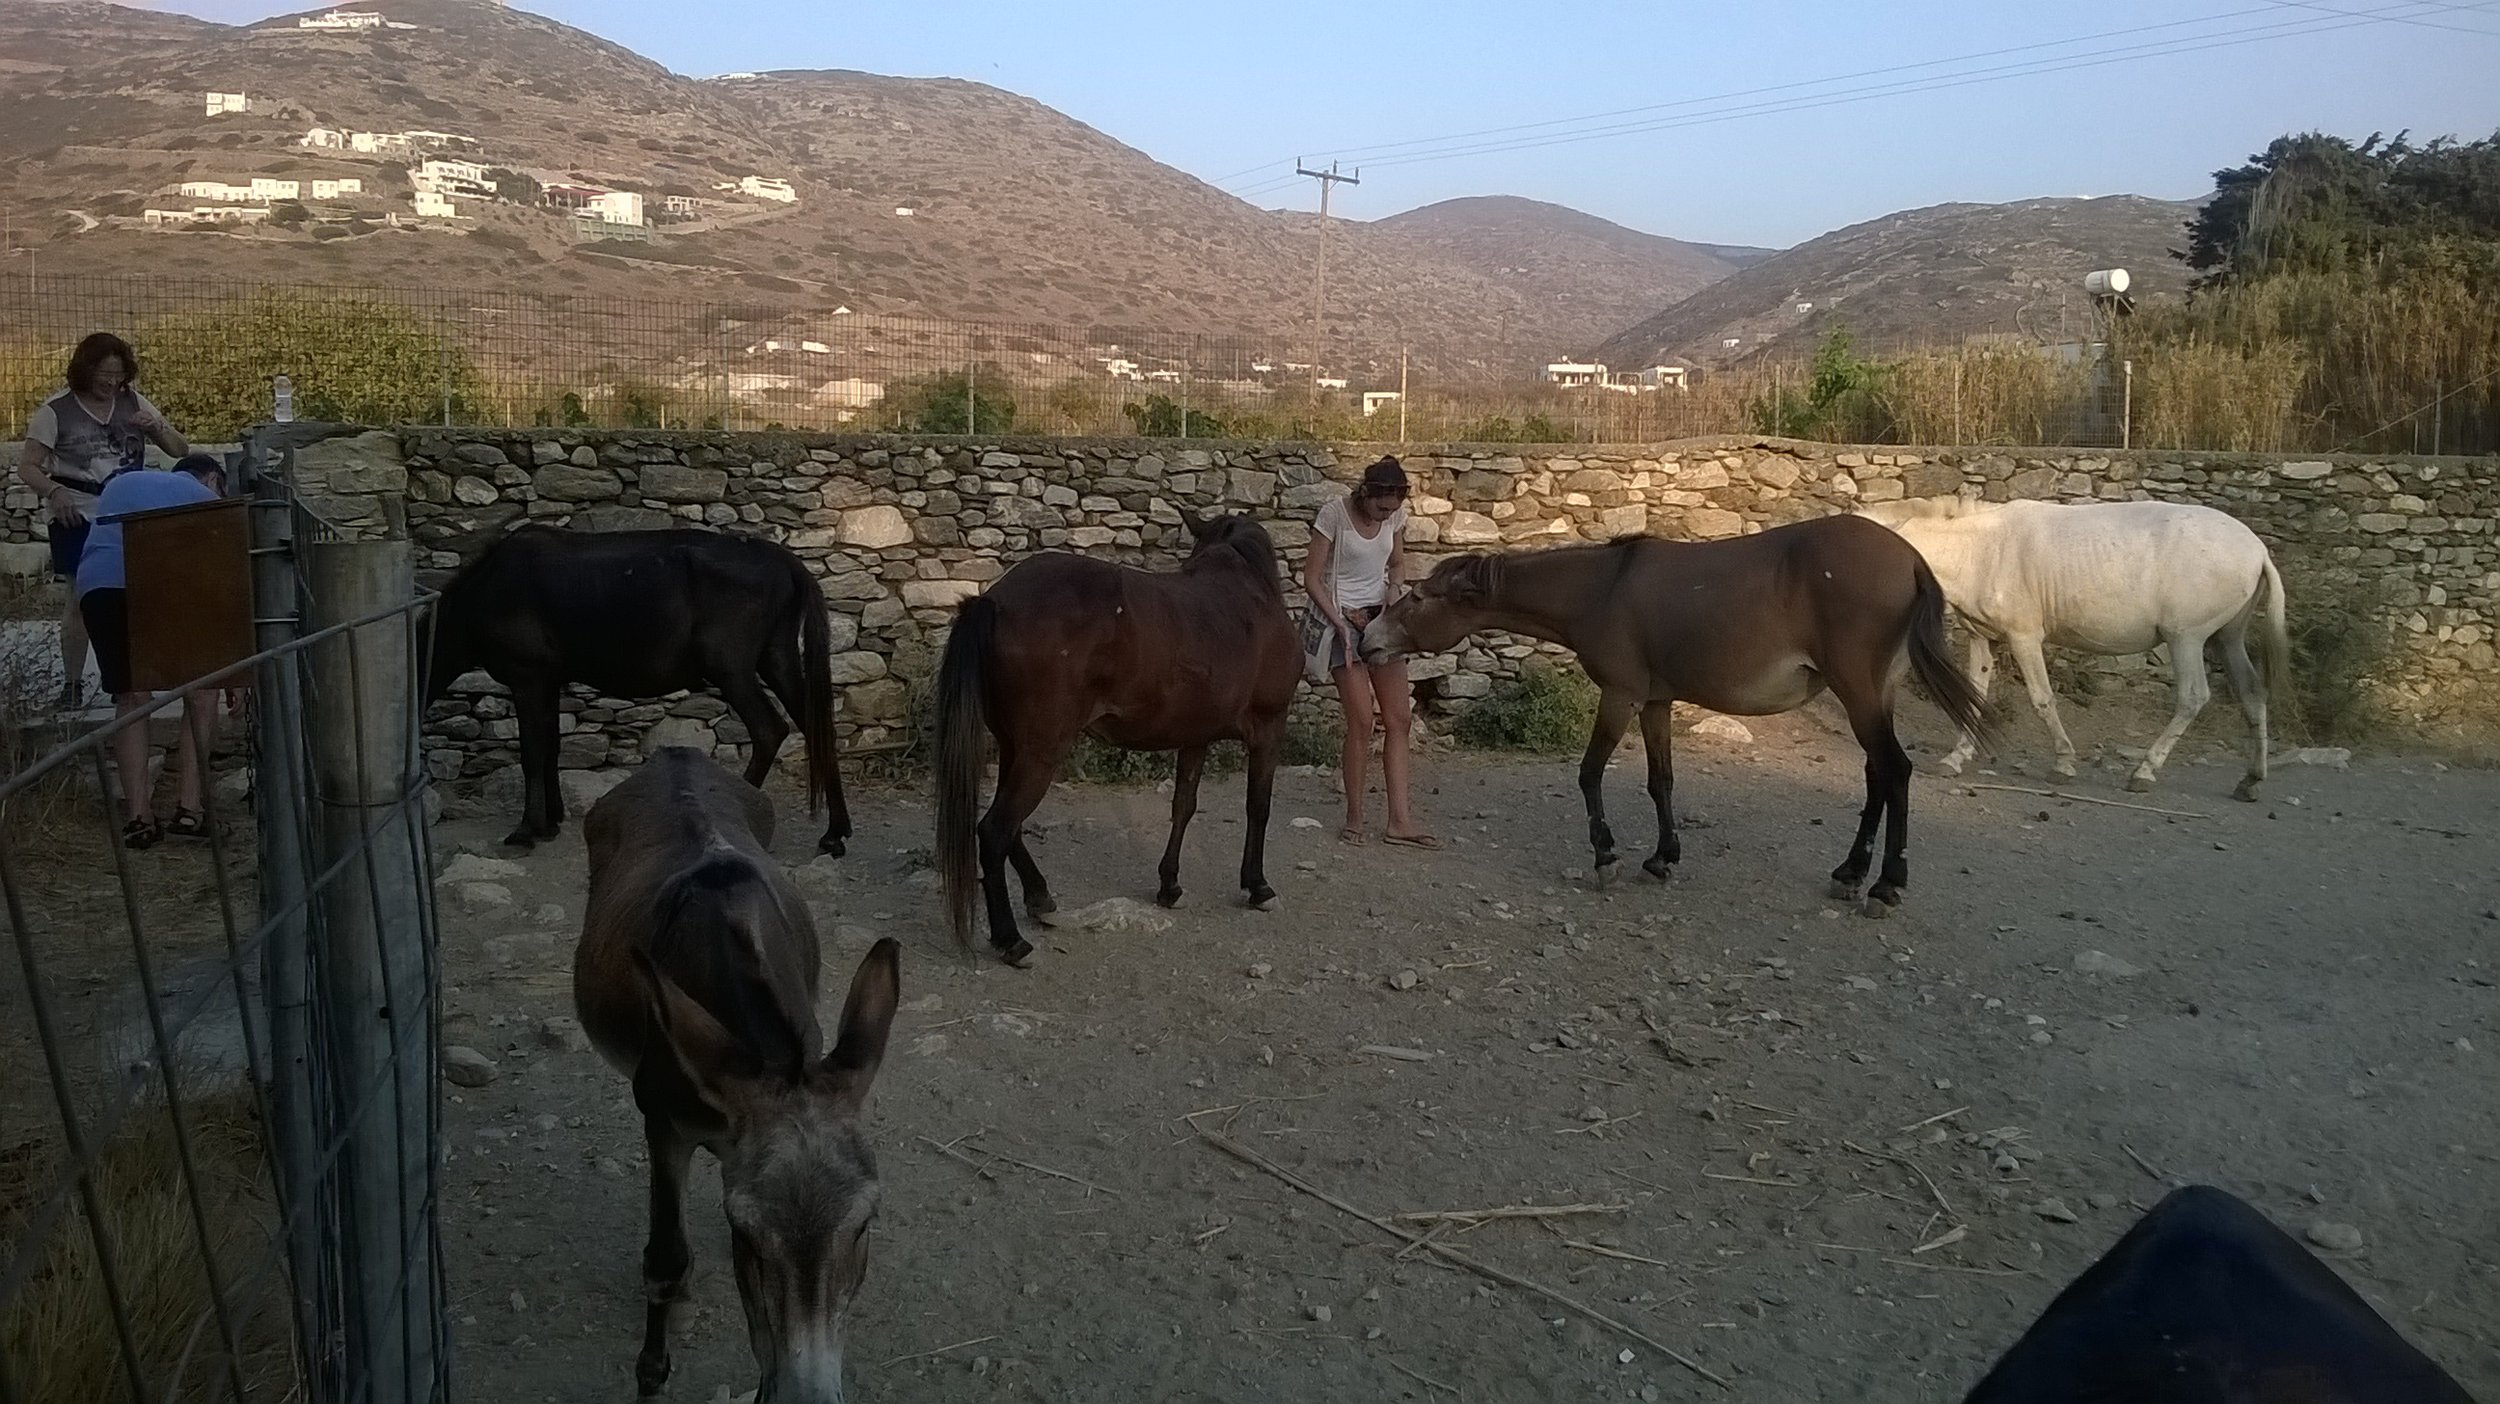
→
(573, 746, 901, 1403)
(422, 524, 852, 856)
(933, 510, 1302, 967)
(1360, 514, 1999, 916)
(1963, 1184, 2477, 1403)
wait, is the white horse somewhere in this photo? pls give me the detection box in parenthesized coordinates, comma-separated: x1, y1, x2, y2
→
(1855, 495, 2291, 800)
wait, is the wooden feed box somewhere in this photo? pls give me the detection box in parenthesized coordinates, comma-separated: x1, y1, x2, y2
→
(122, 496, 253, 693)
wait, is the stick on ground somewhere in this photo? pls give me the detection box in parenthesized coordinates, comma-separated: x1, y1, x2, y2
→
(1198, 1129, 1729, 1389)
(1966, 783, 2210, 820)
(1395, 1203, 1629, 1226)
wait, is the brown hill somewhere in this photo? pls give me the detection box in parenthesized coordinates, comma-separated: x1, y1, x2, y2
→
(1365, 196, 1755, 357)
(0, 0, 1754, 379)
(1595, 196, 2204, 370)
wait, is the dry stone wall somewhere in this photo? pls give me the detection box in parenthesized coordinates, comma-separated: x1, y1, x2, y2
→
(197, 427, 2500, 781)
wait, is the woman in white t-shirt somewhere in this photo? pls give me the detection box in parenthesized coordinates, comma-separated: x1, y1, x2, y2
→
(1302, 456, 1439, 849)
(14, 332, 189, 709)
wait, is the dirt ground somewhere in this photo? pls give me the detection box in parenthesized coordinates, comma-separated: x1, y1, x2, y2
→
(433, 701, 2500, 1404)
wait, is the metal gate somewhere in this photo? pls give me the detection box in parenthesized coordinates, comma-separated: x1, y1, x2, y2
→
(0, 471, 449, 1403)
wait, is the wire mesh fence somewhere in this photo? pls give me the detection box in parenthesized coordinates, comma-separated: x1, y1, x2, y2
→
(0, 469, 446, 1403)
(0, 272, 2487, 454)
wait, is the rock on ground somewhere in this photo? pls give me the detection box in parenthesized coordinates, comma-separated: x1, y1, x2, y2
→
(1688, 714, 1755, 743)
(443, 1046, 499, 1088)
(437, 853, 528, 885)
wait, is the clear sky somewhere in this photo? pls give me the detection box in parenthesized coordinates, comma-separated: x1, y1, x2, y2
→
(118, 0, 2500, 248)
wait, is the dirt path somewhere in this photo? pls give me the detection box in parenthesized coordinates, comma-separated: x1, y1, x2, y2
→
(433, 710, 2500, 1402)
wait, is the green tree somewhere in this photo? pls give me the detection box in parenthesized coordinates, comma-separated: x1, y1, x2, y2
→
(893, 370, 1015, 434)
(1749, 326, 1890, 441)
(136, 290, 483, 439)
(1121, 392, 1225, 438)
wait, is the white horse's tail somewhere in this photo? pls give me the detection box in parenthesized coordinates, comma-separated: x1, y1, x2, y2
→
(2254, 554, 2294, 723)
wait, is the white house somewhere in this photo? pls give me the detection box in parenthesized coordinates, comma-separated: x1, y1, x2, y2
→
(178, 181, 248, 202)
(585, 190, 643, 226)
(299, 10, 385, 29)
(662, 195, 704, 216)
(413, 192, 458, 219)
(1104, 358, 1141, 381)
(403, 130, 478, 149)
(249, 177, 301, 202)
(308, 178, 364, 200)
(1362, 391, 1402, 417)
(350, 131, 415, 157)
(892, 206, 915, 218)
(301, 127, 347, 149)
(815, 379, 884, 409)
(1541, 361, 1607, 388)
(153, 205, 267, 226)
(205, 92, 248, 117)
(1144, 368, 1181, 384)
(739, 176, 797, 203)
(1626, 364, 1689, 390)
(413, 159, 492, 196)
(143, 208, 196, 226)
(1314, 376, 1349, 390)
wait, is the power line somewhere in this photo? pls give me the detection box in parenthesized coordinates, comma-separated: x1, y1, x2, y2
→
(1213, 1, 2491, 189)
(1346, 3, 2494, 172)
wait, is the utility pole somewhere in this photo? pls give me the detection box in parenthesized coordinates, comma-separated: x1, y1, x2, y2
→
(1296, 160, 1359, 374)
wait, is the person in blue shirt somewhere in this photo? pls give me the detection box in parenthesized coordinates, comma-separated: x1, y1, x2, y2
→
(77, 453, 225, 849)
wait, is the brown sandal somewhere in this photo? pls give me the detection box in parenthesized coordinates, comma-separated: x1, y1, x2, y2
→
(122, 816, 162, 850)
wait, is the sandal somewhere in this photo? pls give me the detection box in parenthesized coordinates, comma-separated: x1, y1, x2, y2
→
(1383, 832, 1444, 851)
(166, 809, 210, 839)
(1337, 827, 1367, 846)
(122, 816, 162, 850)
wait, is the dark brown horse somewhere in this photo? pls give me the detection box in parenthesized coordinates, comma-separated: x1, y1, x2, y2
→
(574, 746, 899, 1402)
(425, 525, 850, 855)
(935, 511, 1301, 965)
(1361, 516, 1996, 915)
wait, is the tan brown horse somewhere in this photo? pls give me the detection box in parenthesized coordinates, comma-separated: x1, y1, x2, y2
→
(935, 511, 1301, 965)
(574, 746, 899, 1401)
(1361, 516, 1997, 915)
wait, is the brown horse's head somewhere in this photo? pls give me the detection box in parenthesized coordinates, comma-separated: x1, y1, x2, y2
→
(1361, 552, 1500, 661)
(646, 939, 901, 1404)
(1177, 509, 1285, 594)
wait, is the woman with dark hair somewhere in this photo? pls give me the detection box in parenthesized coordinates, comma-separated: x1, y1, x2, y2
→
(1302, 455, 1440, 849)
(15, 332, 189, 709)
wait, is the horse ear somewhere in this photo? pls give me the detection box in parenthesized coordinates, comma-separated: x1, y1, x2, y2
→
(1176, 507, 1209, 540)
(820, 938, 900, 1108)
(634, 948, 742, 1111)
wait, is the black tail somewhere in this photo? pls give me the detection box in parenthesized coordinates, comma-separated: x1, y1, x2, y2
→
(1906, 561, 2000, 749)
(789, 555, 848, 836)
(934, 595, 995, 949)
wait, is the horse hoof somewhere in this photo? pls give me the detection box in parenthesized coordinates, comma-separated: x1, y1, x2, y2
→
(817, 836, 847, 858)
(1156, 888, 1184, 910)
(500, 829, 539, 851)
(1859, 895, 1897, 920)
(2231, 777, 2262, 804)
(2127, 772, 2157, 793)
(1034, 907, 1066, 929)
(1936, 756, 1967, 777)
(635, 1351, 671, 1396)
(1594, 860, 1621, 890)
(1642, 856, 1674, 881)
(1828, 878, 1863, 902)
(996, 938, 1035, 968)
(1247, 888, 1278, 912)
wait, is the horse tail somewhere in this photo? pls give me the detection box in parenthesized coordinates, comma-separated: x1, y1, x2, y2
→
(934, 594, 996, 949)
(789, 555, 844, 826)
(2253, 553, 2294, 730)
(1907, 559, 2001, 749)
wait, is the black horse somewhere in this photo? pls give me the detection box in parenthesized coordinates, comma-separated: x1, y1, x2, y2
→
(424, 526, 851, 854)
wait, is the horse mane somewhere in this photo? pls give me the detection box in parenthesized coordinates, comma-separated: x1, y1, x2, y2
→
(1186, 516, 1287, 599)
(646, 852, 811, 1081)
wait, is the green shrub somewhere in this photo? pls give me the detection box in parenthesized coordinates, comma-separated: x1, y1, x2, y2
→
(891, 369, 1015, 434)
(1121, 392, 1225, 438)
(1452, 663, 1597, 753)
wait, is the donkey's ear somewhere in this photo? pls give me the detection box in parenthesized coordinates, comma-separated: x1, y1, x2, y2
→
(1176, 506, 1209, 540)
(821, 938, 900, 1107)
(635, 948, 741, 1112)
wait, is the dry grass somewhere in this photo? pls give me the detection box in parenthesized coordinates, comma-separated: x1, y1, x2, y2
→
(0, 1093, 300, 1403)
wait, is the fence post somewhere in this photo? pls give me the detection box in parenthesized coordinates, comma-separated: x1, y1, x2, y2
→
(2121, 360, 2134, 451)
(250, 464, 336, 1392)
(1399, 346, 1409, 444)
(303, 537, 441, 1404)
(967, 358, 978, 436)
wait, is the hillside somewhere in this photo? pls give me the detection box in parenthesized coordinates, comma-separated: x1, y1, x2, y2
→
(1366, 196, 1759, 356)
(1595, 196, 2204, 369)
(0, 0, 1762, 379)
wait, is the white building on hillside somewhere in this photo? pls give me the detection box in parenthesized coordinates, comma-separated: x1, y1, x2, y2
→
(739, 175, 797, 203)
(585, 190, 643, 226)
(249, 177, 301, 202)
(300, 10, 386, 29)
(1623, 364, 1689, 390)
(1362, 391, 1402, 417)
(413, 192, 458, 219)
(205, 92, 248, 117)
(179, 180, 248, 201)
(309, 178, 364, 200)
(302, 127, 347, 149)
(1541, 360, 1607, 388)
(350, 131, 416, 157)
(413, 159, 493, 196)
